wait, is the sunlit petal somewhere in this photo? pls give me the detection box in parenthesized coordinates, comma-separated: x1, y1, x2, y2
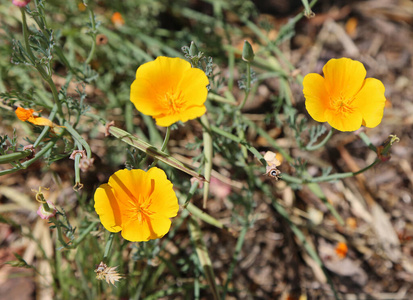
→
(94, 184, 122, 232)
(323, 58, 366, 100)
(325, 108, 363, 132)
(121, 218, 154, 242)
(94, 168, 179, 242)
(303, 73, 329, 122)
(154, 106, 206, 127)
(303, 58, 385, 131)
(130, 56, 209, 127)
(353, 78, 386, 128)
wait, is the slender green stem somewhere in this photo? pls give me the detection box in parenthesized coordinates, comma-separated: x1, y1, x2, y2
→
(305, 129, 334, 151)
(270, 198, 340, 300)
(358, 131, 377, 152)
(242, 117, 293, 163)
(238, 62, 251, 110)
(43, 76, 64, 118)
(228, 48, 235, 91)
(20, 7, 37, 64)
(32, 106, 58, 148)
(210, 124, 266, 166)
(0, 150, 32, 164)
(0, 130, 64, 176)
(51, 216, 72, 249)
(160, 126, 171, 152)
(222, 225, 248, 299)
(300, 0, 315, 17)
(72, 221, 99, 249)
(184, 179, 199, 208)
(103, 233, 115, 261)
(20, 8, 64, 116)
(84, 7, 97, 64)
(188, 217, 220, 300)
(207, 93, 237, 105)
(131, 263, 150, 300)
(84, 112, 106, 124)
(73, 142, 83, 190)
(282, 159, 381, 184)
(64, 121, 92, 159)
(55, 233, 69, 299)
(200, 115, 213, 208)
(149, 126, 171, 168)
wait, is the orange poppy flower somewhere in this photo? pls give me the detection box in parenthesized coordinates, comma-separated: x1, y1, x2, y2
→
(303, 58, 386, 132)
(335, 242, 348, 258)
(94, 167, 179, 242)
(111, 12, 125, 28)
(15, 107, 55, 127)
(130, 56, 209, 127)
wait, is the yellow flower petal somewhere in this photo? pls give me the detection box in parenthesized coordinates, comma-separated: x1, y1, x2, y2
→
(325, 107, 363, 132)
(154, 106, 206, 127)
(353, 78, 386, 128)
(121, 215, 172, 242)
(146, 168, 179, 218)
(323, 58, 366, 100)
(94, 168, 179, 242)
(15, 107, 34, 121)
(121, 217, 154, 242)
(108, 169, 150, 207)
(130, 78, 163, 116)
(303, 58, 386, 131)
(177, 67, 209, 108)
(29, 116, 55, 127)
(130, 56, 209, 127)
(94, 184, 122, 232)
(150, 216, 172, 237)
(303, 73, 329, 122)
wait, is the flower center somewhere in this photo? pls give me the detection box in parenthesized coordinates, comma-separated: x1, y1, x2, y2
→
(129, 196, 154, 224)
(330, 93, 354, 115)
(164, 90, 184, 114)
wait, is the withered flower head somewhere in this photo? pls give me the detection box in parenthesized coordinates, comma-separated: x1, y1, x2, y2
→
(94, 261, 123, 286)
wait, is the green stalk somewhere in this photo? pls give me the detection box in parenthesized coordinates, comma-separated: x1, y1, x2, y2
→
(242, 117, 293, 163)
(238, 62, 251, 110)
(188, 218, 220, 300)
(0, 150, 32, 164)
(64, 121, 92, 159)
(305, 129, 334, 151)
(358, 131, 377, 152)
(102, 233, 115, 261)
(207, 93, 237, 105)
(209, 125, 267, 166)
(282, 159, 380, 184)
(109, 126, 205, 182)
(71, 221, 99, 248)
(43, 76, 64, 118)
(55, 233, 69, 299)
(0, 130, 64, 176)
(84, 7, 97, 65)
(270, 198, 339, 300)
(20, 7, 37, 63)
(222, 225, 248, 299)
(300, 0, 315, 17)
(73, 143, 83, 190)
(227, 48, 235, 91)
(149, 126, 171, 168)
(200, 115, 213, 208)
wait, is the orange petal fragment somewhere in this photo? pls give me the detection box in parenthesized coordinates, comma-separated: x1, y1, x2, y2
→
(15, 107, 35, 121)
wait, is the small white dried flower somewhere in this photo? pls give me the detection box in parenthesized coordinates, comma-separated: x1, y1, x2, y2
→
(94, 262, 123, 286)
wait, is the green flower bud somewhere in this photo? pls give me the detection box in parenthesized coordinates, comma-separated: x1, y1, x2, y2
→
(242, 40, 254, 62)
(189, 41, 199, 57)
